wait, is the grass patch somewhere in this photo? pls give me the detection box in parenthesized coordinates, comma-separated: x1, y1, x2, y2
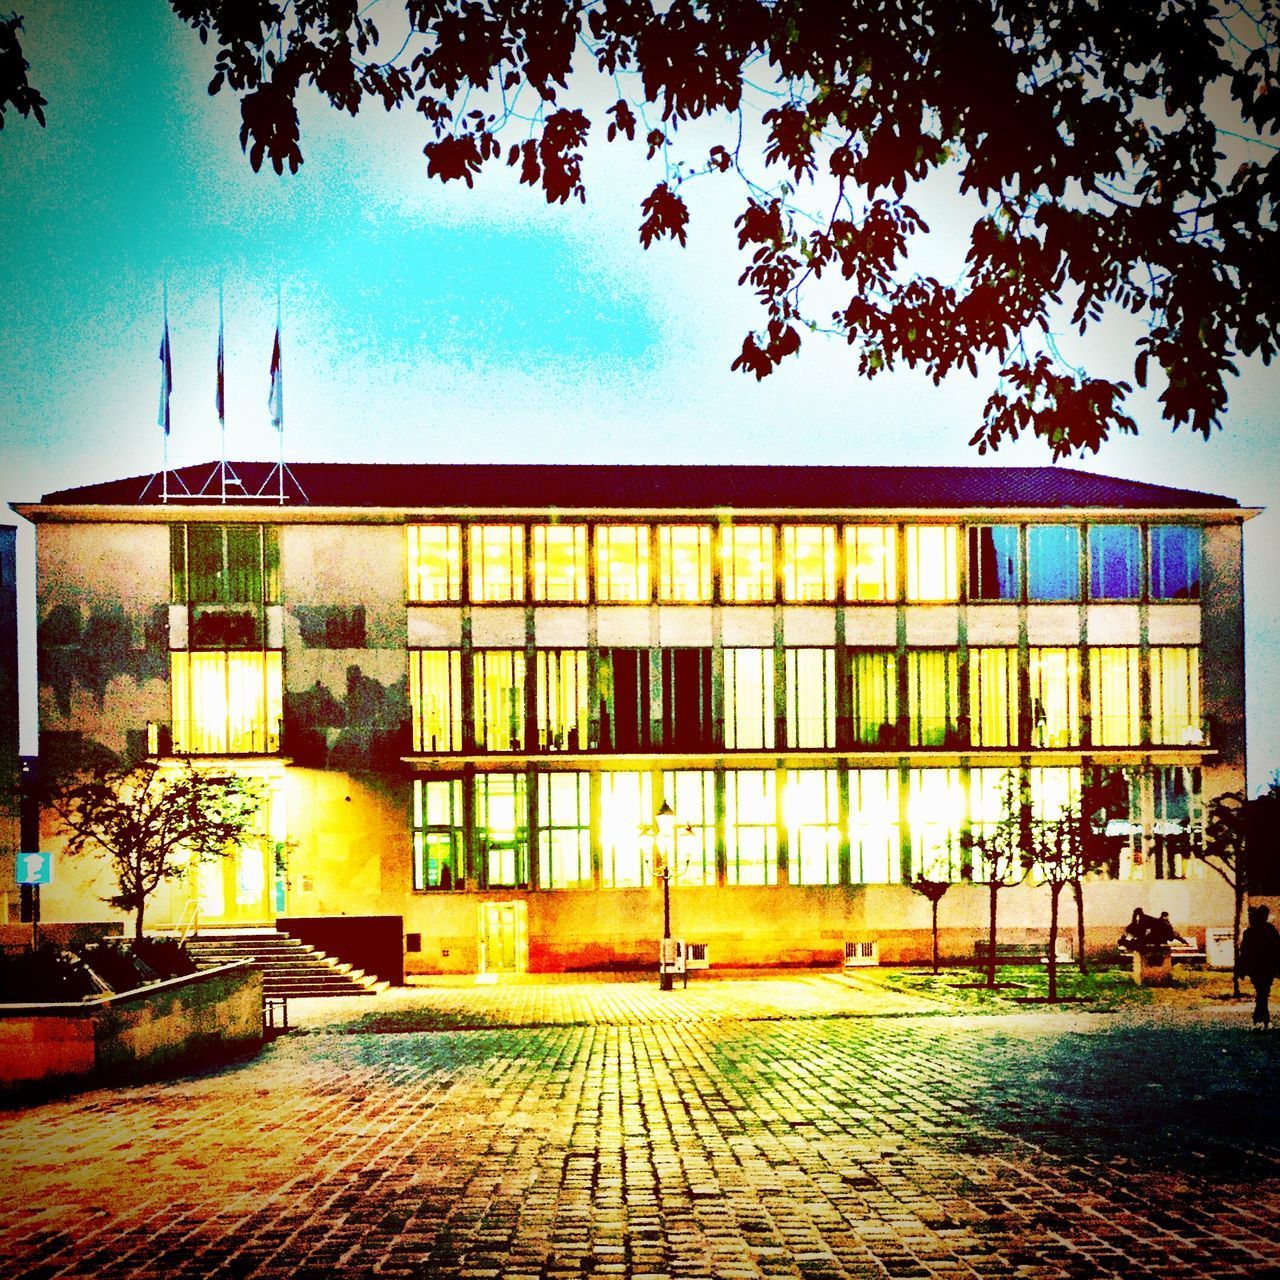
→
(874, 963, 1156, 1012)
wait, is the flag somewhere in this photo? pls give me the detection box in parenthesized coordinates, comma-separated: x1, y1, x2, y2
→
(215, 289, 225, 426)
(157, 310, 173, 436)
(267, 319, 283, 433)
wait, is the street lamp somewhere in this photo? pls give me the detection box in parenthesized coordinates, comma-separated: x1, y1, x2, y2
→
(651, 799, 677, 991)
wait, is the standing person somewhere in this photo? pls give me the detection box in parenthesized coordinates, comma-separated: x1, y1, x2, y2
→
(1237, 905, 1280, 1029)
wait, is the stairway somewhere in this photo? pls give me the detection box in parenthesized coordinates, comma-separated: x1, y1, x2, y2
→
(185, 928, 389, 998)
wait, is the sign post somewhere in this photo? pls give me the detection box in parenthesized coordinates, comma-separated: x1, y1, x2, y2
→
(17, 852, 52, 950)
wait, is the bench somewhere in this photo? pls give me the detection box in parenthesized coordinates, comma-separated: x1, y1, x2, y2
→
(973, 941, 1074, 965)
(263, 994, 289, 1034)
(1168, 941, 1206, 967)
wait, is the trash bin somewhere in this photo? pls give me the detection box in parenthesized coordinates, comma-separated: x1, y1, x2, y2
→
(1205, 927, 1235, 970)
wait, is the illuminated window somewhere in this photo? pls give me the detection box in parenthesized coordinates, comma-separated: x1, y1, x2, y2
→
(596, 649, 652, 750)
(412, 778, 464, 890)
(596, 525, 651, 602)
(532, 525, 588, 602)
(1030, 766, 1080, 825)
(1150, 526, 1200, 600)
(538, 772, 591, 889)
(536, 650, 588, 751)
(850, 651, 897, 747)
(781, 526, 836, 601)
(725, 770, 778, 885)
(473, 650, 526, 751)
(906, 649, 959, 746)
(724, 648, 775, 749)
(849, 769, 900, 883)
(658, 526, 713, 602)
(407, 525, 462, 603)
(409, 650, 463, 752)
(600, 771, 654, 887)
(969, 648, 1017, 747)
(469, 525, 525, 603)
(1089, 525, 1141, 599)
(908, 768, 963, 880)
(970, 767, 1021, 855)
(660, 649, 714, 749)
(661, 771, 716, 886)
(1150, 647, 1201, 744)
(1152, 766, 1200, 880)
(786, 769, 839, 885)
(1089, 647, 1139, 745)
(784, 648, 835, 748)
(905, 526, 959, 601)
(845, 526, 897, 602)
(171, 524, 279, 604)
(967, 526, 1020, 601)
(1029, 647, 1081, 746)
(475, 772, 528, 888)
(721, 526, 774, 602)
(171, 651, 282, 754)
(1027, 526, 1081, 600)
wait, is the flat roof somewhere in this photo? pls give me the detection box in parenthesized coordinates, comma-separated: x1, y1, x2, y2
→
(24, 461, 1242, 513)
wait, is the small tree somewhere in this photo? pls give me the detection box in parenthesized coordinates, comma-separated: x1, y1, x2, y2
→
(1066, 768, 1131, 974)
(48, 754, 264, 940)
(963, 770, 1027, 989)
(1025, 814, 1078, 1003)
(910, 875, 950, 974)
(1198, 790, 1251, 998)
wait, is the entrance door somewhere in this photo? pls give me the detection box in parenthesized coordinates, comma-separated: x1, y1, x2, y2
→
(479, 901, 527, 973)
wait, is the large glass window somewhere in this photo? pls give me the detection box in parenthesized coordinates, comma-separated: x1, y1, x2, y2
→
(969, 767, 1021, 860)
(470, 525, 525, 603)
(721, 526, 774, 602)
(725, 770, 778, 885)
(784, 648, 836, 748)
(844, 526, 897, 602)
(658, 526, 713, 602)
(967, 526, 1020, 601)
(781, 525, 836, 601)
(786, 769, 839, 885)
(409, 649, 463, 752)
(661, 770, 716, 886)
(406, 525, 461, 603)
(1150, 526, 1201, 601)
(596, 525, 651, 603)
(660, 649, 714, 749)
(475, 772, 529, 887)
(1029, 647, 1081, 747)
(532, 525, 588, 602)
(908, 768, 964, 880)
(1030, 766, 1080, 826)
(600, 771, 654, 887)
(1089, 525, 1141, 599)
(171, 651, 282, 754)
(171, 524, 279, 604)
(906, 649, 959, 746)
(1027, 525, 1081, 600)
(969, 648, 1018, 747)
(724, 648, 775, 749)
(538, 772, 592, 889)
(905, 526, 959, 602)
(1150, 647, 1202, 744)
(849, 769, 900, 883)
(596, 649, 652, 750)
(1152, 766, 1200, 880)
(536, 650, 588, 751)
(473, 650, 526, 751)
(850, 650, 897, 747)
(1089, 647, 1140, 745)
(412, 778, 464, 890)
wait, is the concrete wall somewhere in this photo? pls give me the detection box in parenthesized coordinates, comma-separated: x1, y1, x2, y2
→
(0, 961, 263, 1091)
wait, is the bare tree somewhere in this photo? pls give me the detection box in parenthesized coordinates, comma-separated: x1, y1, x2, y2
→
(911, 875, 950, 975)
(48, 753, 264, 940)
(1198, 791, 1251, 998)
(963, 770, 1027, 989)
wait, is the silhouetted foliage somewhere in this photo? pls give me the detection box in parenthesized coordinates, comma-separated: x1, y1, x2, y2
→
(910, 875, 949, 974)
(170, 0, 1280, 456)
(0, 12, 45, 131)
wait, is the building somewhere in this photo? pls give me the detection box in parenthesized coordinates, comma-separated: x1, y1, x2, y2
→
(13, 461, 1253, 972)
(0, 526, 18, 921)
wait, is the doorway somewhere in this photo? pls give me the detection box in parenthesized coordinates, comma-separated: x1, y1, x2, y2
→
(478, 901, 528, 974)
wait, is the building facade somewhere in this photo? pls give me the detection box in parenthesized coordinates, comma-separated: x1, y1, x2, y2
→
(15, 462, 1252, 972)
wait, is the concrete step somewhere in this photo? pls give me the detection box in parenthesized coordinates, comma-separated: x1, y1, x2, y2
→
(185, 928, 382, 1000)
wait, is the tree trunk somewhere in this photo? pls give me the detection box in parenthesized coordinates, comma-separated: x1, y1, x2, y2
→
(1072, 879, 1088, 974)
(134, 903, 145, 941)
(1233, 880, 1244, 1000)
(1047, 883, 1062, 1002)
(986, 883, 998, 988)
(931, 900, 940, 975)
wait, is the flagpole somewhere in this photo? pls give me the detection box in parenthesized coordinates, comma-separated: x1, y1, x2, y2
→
(160, 279, 170, 503)
(275, 285, 284, 503)
(218, 277, 226, 504)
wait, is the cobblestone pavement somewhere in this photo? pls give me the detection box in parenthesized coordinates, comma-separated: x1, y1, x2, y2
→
(1, 975, 1278, 1280)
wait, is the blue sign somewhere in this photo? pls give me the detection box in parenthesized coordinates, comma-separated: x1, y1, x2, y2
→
(16, 852, 52, 886)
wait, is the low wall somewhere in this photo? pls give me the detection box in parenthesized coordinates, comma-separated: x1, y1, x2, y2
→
(0, 921, 124, 953)
(0, 961, 263, 1093)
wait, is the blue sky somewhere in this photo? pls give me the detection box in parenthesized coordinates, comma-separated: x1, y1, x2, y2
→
(2, 0, 1278, 783)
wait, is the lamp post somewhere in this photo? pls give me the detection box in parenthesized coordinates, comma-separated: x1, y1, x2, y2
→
(653, 799, 676, 991)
